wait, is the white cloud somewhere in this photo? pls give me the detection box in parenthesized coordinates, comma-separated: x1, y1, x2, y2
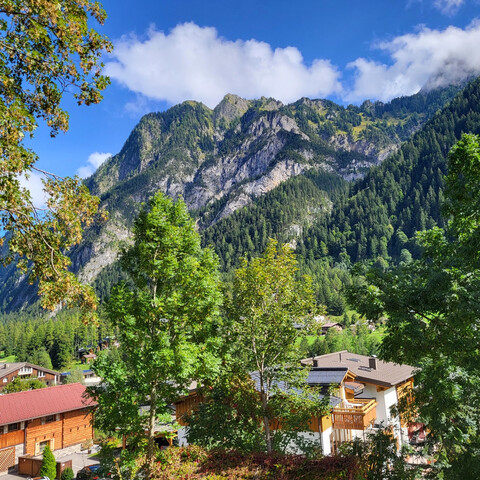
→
(77, 152, 112, 179)
(346, 20, 480, 102)
(18, 171, 47, 209)
(434, 0, 464, 15)
(105, 22, 342, 108)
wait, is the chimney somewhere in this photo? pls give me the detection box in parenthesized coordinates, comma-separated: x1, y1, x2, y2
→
(313, 359, 318, 368)
(339, 352, 342, 362)
(3, 364, 7, 369)
(369, 356, 378, 370)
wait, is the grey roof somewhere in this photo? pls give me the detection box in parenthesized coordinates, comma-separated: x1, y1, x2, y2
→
(306, 368, 349, 386)
(0, 362, 60, 379)
(249, 371, 341, 408)
(301, 351, 416, 387)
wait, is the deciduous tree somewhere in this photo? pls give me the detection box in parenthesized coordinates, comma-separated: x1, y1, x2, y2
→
(222, 239, 326, 453)
(347, 134, 480, 478)
(89, 193, 222, 475)
(0, 1, 111, 320)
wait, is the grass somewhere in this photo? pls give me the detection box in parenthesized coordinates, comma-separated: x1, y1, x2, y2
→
(0, 354, 16, 363)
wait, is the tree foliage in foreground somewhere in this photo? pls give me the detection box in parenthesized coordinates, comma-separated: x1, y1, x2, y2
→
(0, 1, 111, 320)
(347, 134, 480, 478)
(89, 193, 222, 476)
(188, 240, 329, 454)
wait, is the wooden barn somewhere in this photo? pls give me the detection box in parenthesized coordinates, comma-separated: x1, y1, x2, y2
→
(0, 383, 96, 475)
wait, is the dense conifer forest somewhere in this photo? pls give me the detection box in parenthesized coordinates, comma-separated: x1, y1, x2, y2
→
(2, 78, 480, 366)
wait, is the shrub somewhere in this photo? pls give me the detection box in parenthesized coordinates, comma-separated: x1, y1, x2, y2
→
(39, 445, 57, 480)
(60, 467, 74, 480)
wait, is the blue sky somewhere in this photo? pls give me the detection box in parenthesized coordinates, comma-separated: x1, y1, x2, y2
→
(24, 0, 480, 203)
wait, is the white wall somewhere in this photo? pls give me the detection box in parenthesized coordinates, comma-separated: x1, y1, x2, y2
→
(177, 426, 188, 446)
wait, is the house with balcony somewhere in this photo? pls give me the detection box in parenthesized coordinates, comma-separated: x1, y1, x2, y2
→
(0, 362, 60, 391)
(301, 351, 416, 453)
(174, 351, 416, 455)
(0, 383, 96, 475)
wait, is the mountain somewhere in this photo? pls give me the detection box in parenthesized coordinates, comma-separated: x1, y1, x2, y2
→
(0, 84, 465, 313)
(201, 78, 480, 312)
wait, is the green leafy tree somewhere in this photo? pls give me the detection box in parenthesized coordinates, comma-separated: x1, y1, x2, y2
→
(0, 1, 111, 320)
(221, 239, 326, 453)
(39, 444, 56, 480)
(3, 377, 46, 393)
(63, 368, 84, 384)
(342, 427, 418, 480)
(347, 134, 480, 478)
(31, 348, 53, 369)
(186, 374, 266, 452)
(89, 192, 222, 474)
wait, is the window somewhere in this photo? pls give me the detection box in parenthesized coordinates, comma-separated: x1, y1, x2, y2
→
(38, 371, 45, 378)
(2, 378, 7, 383)
(35, 439, 53, 456)
(39, 441, 50, 453)
(8, 423, 20, 432)
(44, 415, 56, 424)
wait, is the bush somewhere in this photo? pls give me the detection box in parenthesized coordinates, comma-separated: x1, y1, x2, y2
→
(60, 467, 74, 480)
(39, 445, 57, 480)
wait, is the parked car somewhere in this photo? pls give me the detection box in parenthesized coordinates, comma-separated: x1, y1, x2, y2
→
(76, 464, 109, 480)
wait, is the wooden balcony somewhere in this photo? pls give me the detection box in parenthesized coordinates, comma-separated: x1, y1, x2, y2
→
(332, 398, 377, 430)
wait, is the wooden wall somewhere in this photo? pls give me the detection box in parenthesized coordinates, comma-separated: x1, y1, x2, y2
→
(62, 409, 94, 448)
(175, 394, 203, 426)
(24, 408, 94, 455)
(0, 430, 24, 449)
(25, 417, 63, 455)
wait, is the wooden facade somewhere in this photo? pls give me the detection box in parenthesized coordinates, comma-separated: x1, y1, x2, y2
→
(24, 409, 94, 455)
(0, 364, 59, 392)
(0, 409, 94, 474)
(175, 393, 203, 426)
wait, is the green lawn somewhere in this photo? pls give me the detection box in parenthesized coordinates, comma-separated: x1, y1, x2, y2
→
(0, 354, 16, 363)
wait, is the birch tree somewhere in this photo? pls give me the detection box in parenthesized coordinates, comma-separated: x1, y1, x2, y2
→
(225, 239, 321, 453)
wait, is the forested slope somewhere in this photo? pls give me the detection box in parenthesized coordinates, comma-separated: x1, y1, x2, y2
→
(199, 78, 480, 312)
(0, 84, 466, 313)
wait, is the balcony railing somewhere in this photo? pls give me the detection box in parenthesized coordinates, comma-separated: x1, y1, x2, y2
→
(332, 398, 377, 430)
(18, 367, 33, 375)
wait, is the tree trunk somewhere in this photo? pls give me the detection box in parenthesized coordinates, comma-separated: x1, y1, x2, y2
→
(259, 376, 272, 453)
(147, 384, 157, 475)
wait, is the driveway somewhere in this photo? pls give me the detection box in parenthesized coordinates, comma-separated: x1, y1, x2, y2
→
(3, 451, 100, 480)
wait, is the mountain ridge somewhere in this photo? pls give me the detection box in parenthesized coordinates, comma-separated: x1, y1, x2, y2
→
(0, 84, 465, 313)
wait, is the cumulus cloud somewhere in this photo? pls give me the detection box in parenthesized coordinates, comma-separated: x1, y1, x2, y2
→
(77, 152, 112, 179)
(346, 20, 480, 102)
(105, 22, 342, 108)
(18, 171, 47, 209)
(434, 0, 464, 15)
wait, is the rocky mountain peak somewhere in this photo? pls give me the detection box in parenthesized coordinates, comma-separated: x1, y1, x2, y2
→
(213, 94, 250, 127)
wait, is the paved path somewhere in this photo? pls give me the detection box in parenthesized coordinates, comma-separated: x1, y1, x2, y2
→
(3, 451, 100, 480)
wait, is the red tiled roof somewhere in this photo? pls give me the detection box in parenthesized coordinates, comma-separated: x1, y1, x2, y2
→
(0, 383, 96, 425)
